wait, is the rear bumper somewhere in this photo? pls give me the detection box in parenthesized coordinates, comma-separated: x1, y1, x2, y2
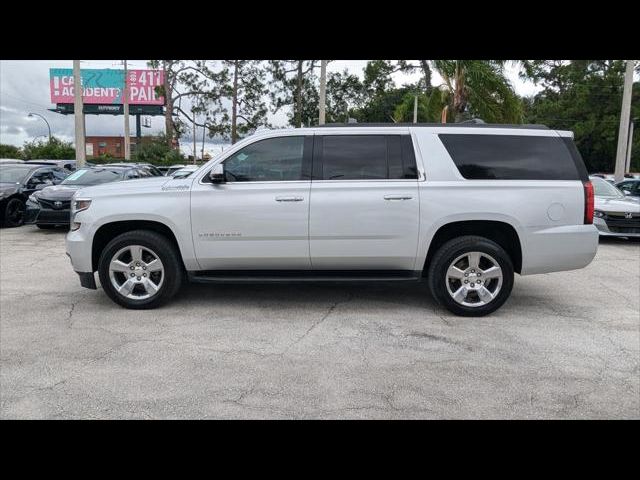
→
(521, 224, 599, 275)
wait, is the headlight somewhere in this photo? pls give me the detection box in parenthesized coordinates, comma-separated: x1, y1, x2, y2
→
(70, 198, 91, 231)
(72, 198, 92, 214)
(594, 210, 605, 218)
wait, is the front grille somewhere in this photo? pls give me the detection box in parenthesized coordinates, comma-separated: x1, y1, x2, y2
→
(37, 198, 71, 210)
(604, 212, 640, 233)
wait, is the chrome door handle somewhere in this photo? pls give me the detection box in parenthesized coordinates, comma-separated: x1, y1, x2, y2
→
(384, 195, 413, 200)
(275, 196, 304, 202)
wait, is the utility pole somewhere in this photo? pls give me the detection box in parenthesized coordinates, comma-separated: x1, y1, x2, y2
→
(625, 119, 635, 174)
(413, 95, 418, 123)
(614, 60, 635, 182)
(201, 122, 206, 161)
(73, 60, 86, 167)
(123, 60, 131, 160)
(192, 113, 197, 164)
(319, 60, 327, 125)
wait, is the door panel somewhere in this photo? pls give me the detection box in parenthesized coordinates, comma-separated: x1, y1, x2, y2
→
(191, 181, 311, 269)
(190, 134, 313, 270)
(309, 181, 419, 269)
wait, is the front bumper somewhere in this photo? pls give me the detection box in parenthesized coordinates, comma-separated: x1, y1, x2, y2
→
(25, 200, 71, 225)
(593, 217, 640, 238)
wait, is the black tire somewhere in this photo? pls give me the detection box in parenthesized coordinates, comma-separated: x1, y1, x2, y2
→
(427, 235, 514, 317)
(36, 224, 56, 230)
(98, 229, 184, 309)
(3, 198, 25, 228)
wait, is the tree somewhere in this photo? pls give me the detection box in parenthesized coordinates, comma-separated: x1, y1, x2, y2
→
(221, 60, 270, 144)
(522, 60, 639, 172)
(268, 60, 320, 128)
(131, 135, 186, 166)
(430, 60, 523, 123)
(0, 144, 22, 159)
(148, 60, 227, 148)
(21, 137, 75, 159)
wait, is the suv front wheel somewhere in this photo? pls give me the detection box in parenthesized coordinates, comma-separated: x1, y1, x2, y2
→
(98, 230, 184, 309)
(427, 235, 514, 316)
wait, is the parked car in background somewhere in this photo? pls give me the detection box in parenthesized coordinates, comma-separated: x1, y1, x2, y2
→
(107, 163, 163, 177)
(0, 159, 24, 164)
(615, 179, 640, 198)
(590, 176, 640, 238)
(66, 124, 599, 316)
(25, 165, 151, 229)
(157, 166, 170, 175)
(171, 165, 200, 178)
(164, 164, 187, 176)
(24, 159, 79, 171)
(1, 163, 69, 227)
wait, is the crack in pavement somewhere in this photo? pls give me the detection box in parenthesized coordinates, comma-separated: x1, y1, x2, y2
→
(284, 292, 354, 353)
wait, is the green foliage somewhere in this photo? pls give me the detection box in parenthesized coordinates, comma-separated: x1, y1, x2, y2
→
(522, 60, 639, 172)
(21, 137, 76, 160)
(131, 136, 186, 166)
(431, 60, 523, 123)
(0, 144, 22, 159)
(392, 87, 452, 123)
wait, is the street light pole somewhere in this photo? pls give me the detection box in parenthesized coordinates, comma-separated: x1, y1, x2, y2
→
(28, 113, 51, 142)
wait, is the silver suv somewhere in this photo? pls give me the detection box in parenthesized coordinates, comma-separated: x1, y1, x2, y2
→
(66, 124, 598, 316)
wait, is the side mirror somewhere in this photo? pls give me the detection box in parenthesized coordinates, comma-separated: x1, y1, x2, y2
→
(622, 190, 631, 195)
(208, 164, 225, 184)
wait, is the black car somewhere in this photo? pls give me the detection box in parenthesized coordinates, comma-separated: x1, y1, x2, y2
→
(24, 165, 148, 228)
(24, 159, 84, 171)
(616, 179, 640, 198)
(0, 164, 69, 227)
(107, 162, 163, 176)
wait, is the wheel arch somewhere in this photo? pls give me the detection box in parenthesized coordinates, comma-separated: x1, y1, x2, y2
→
(91, 220, 185, 272)
(422, 219, 523, 274)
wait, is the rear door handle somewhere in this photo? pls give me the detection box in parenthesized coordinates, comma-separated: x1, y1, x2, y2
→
(275, 196, 304, 202)
(384, 195, 413, 200)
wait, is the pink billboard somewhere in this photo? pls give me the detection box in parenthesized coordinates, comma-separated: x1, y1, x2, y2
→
(49, 68, 165, 105)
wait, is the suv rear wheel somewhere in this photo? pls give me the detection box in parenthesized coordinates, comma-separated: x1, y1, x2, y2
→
(427, 235, 514, 316)
(98, 230, 184, 309)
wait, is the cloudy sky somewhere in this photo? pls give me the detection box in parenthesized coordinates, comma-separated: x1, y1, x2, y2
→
(0, 60, 541, 156)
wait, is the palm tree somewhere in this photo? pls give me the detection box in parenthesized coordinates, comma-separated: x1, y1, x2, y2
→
(429, 60, 523, 123)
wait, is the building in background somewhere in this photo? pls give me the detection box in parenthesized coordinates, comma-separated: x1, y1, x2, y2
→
(85, 136, 155, 159)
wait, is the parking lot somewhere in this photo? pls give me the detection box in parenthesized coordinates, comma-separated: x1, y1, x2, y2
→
(0, 225, 638, 419)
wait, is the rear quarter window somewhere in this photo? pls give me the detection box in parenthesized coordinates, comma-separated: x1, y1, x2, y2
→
(439, 134, 584, 180)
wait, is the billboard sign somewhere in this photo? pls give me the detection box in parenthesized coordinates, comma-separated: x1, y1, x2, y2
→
(49, 68, 164, 105)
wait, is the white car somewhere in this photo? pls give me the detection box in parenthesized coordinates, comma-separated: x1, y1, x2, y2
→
(590, 176, 640, 238)
(171, 165, 199, 179)
(66, 124, 598, 316)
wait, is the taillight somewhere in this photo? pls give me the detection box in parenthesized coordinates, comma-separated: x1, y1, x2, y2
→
(583, 180, 594, 224)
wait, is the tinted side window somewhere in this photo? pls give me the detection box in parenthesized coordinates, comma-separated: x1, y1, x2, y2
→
(223, 136, 306, 182)
(318, 135, 418, 180)
(439, 134, 582, 180)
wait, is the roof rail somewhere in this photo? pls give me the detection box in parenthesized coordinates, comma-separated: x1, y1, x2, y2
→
(315, 122, 549, 130)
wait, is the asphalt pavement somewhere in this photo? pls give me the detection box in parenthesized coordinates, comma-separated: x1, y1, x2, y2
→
(1, 225, 638, 419)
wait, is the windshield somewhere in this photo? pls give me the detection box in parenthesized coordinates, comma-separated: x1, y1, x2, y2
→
(0, 166, 30, 183)
(61, 168, 123, 185)
(591, 177, 624, 198)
